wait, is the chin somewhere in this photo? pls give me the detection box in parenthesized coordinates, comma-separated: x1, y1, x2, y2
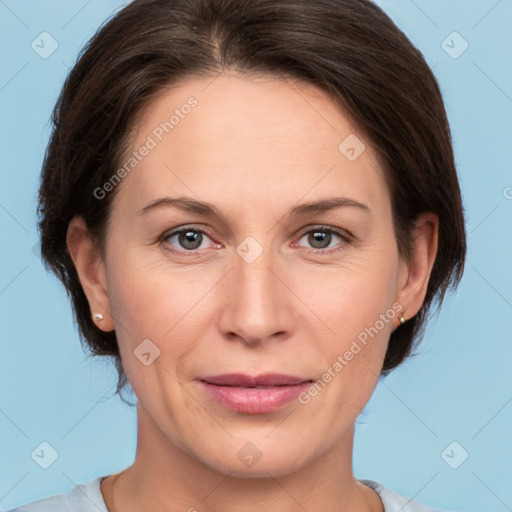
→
(196, 438, 315, 479)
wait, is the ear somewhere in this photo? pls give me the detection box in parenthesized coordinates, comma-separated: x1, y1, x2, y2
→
(66, 216, 115, 332)
(395, 212, 439, 324)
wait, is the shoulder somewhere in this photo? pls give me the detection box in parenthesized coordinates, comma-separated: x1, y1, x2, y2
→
(2, 476, 108, 512)
(360, 479, 458, 512)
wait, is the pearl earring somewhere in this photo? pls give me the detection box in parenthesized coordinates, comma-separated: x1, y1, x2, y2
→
(398, 314, 407, 325)
(92, 313, 104, 322)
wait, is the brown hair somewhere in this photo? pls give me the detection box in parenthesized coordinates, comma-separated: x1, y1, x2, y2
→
(38, 0, 466, 403)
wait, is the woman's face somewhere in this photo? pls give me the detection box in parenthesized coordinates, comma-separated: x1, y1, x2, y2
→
(74, 71, 430, 477)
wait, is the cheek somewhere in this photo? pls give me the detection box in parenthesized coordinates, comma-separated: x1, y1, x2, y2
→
(105, 265, 195, 403)
(299, 285, 393, 420)
(105, 249, 219, 370)
(297, 248, 398, 339)
(294, 246, 397, 396)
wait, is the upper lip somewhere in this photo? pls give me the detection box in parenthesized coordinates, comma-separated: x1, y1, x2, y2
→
(199, 373, 312, 387)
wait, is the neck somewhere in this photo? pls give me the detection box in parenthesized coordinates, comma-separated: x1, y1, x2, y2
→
(102, 403, 383, 512)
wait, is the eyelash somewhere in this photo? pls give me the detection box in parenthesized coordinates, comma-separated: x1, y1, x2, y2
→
(159, 224, 352, 257)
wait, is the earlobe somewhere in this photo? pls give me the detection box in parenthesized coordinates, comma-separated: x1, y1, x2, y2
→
(395, 212, 439, 324)
(66, 216, 115, 332)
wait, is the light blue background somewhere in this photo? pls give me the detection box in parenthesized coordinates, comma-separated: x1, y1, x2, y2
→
(1, 1, 511, 510)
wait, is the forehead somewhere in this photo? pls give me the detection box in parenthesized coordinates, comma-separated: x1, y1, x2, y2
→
(113, 71, 389, 217)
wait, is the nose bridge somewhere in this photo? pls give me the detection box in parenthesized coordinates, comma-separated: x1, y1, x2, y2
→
(236, 244, 277, 304)
(220, 237, 293, 344)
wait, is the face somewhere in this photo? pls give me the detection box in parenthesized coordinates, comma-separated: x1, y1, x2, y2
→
(79, 72, 413, 477)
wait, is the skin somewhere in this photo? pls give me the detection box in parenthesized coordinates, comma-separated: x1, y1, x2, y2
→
(67, 71, 438, 512)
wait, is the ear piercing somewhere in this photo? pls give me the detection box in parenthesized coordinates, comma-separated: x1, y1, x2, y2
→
(398, 314, 407, 325)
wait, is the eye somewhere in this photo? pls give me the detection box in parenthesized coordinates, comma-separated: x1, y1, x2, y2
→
(160, 225, 219, 254)
(294, 226, 352, 255)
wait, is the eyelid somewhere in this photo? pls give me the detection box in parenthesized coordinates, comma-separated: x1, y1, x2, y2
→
(295, 224, 352, 241)
(161, 223, 217, 240)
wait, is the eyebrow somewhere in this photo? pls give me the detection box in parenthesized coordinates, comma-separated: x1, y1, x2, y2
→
(136, 196, 371, 218)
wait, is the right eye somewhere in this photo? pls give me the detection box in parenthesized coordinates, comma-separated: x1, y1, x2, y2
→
(160, 225, 221, 255)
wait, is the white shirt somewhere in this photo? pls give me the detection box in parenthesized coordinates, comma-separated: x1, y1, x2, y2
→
(2, 476, 456, 511)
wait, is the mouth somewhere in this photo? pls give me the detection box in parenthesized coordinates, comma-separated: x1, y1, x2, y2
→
(197, 373, 314, 414)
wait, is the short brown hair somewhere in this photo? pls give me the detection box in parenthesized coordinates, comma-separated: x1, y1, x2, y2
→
(38, 0, 467, 402)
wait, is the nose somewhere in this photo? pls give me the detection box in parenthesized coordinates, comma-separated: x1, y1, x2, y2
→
(218, 244, 296, 346)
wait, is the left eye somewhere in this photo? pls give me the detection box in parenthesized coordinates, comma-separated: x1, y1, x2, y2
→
(295, 227, 350, 253)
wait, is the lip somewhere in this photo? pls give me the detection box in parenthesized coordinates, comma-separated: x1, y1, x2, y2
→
(197, 373, 313, 414)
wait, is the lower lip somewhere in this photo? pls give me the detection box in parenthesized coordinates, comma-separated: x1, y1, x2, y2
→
(198, 381, 311, 414)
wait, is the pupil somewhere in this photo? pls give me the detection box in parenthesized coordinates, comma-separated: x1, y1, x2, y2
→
(180, 230, 201, 249)
(310, 231, 331, 248)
